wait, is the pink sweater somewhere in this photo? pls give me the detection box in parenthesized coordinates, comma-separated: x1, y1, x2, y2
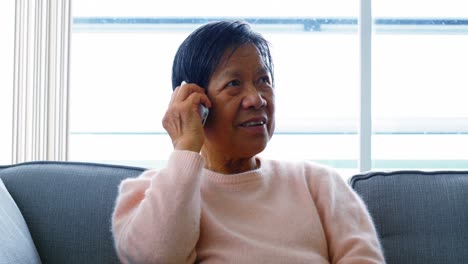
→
(112, 151, 385, 264)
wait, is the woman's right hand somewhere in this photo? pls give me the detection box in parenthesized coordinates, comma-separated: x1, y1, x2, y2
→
(162, 82, 211, 153)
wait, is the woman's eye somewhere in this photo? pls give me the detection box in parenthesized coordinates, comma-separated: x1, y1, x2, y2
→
(226, 80, 241, 87)
(259, 76, 271, 85)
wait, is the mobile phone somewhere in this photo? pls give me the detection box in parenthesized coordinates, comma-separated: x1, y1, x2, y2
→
(198, 104, 209, 126)
(181, 81, 209, 126)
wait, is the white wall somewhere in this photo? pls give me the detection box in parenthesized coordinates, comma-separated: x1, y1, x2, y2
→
(0, 1, 15, 164)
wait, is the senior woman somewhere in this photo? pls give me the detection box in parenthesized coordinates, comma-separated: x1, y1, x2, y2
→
(112, 21, 385, 263)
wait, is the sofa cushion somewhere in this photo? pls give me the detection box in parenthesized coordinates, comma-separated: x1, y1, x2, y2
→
(0, 178, 41, 264)
(0, 161, 144, 264)
(350, 170, 468, 264)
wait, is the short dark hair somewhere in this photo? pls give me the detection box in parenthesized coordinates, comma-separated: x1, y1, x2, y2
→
(171, 20, 274, 90)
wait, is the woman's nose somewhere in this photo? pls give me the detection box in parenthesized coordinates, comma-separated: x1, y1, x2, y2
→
(242, 87, 267, 110)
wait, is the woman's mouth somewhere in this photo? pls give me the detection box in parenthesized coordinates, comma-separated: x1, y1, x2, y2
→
(241, 120, 266, 127)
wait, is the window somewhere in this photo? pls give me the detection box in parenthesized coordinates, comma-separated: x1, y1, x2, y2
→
(68, 0, 468, 177)
(70, 0, 360, 177)
(372, 0, 468, 170)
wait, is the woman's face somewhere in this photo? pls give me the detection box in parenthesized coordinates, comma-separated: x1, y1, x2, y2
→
(202, 44, 275, 160)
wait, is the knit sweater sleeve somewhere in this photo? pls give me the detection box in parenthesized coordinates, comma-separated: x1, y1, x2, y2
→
(111, 150, 204, 264)
(307, 163, 385, 264)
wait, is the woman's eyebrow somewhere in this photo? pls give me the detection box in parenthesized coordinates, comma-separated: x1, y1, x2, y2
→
(255, 65, 271, 77)
(218, 66, 269, 79)
(219, 69, 241, 79)
(256, 67, 269, 75)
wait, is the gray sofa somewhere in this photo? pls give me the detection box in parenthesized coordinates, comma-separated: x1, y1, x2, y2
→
(0, 161, 144, 264)
(1, 161, 467, 263)
(350, 170, 468, 263)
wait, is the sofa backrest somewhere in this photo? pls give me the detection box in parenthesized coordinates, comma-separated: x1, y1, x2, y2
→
(350, 170, 468, 264)
(0, 161, 144, 264)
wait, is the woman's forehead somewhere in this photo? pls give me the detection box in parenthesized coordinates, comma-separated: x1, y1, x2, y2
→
(215, 44, 268, 73)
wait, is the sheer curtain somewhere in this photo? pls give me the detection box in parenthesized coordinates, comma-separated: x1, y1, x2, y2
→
(0, 1, 15, 164)
(11, 0, 71, 163)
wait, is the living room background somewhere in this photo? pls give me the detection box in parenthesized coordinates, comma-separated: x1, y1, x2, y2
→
(1, 0, 467, 178)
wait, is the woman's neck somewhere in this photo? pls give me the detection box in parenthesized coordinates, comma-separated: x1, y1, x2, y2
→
(202, 153, 259, 174)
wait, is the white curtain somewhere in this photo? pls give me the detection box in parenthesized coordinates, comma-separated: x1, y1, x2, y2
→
(12, 0, 71, 163)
